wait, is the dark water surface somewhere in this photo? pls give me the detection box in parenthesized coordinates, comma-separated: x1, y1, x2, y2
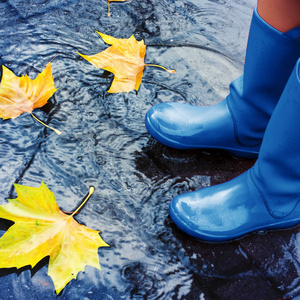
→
(2, 0, 300, 299)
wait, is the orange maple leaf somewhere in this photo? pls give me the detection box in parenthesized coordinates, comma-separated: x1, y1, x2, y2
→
(78, 32, 175, 94)
(0, 62, 61, 134)
(79, 32, 146, 93)
(0, 63, 57, 119)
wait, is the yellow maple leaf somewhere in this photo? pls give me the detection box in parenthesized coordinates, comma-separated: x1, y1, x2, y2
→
(0, 62, 61, 134)
(0, 182, 109, 294)
(78, 32, 175, 94)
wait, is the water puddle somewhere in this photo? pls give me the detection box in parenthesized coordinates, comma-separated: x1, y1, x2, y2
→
(3, 0, 298, 299)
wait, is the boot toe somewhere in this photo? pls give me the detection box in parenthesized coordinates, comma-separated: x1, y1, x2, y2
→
(145, 102, 197, 149)
(145, 101, 234, 149)
(145, 101, 260, 158)
(169, 172, 279, 242)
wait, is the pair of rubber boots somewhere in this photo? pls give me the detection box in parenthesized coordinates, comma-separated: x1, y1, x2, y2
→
(145, 7, 300, 242)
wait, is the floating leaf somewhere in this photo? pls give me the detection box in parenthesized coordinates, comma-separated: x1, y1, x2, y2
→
(78, 32, 175, 94)
(0, 63, 61, 134)
(0, 182, 109, 294)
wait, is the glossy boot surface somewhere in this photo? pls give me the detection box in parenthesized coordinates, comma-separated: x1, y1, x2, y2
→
(169, 172, 300, 242)
(145, 99, 259, 158)
(145, 8, 300, 158)
(169, 59, 300, 242)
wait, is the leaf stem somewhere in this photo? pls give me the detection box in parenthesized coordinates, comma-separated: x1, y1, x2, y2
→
(145, 64, 176, 73)
(108, 0, 111, 17)
(48, 54, 59, 65)
(31, 113, 61, 135)
(70, 187, 95, 218)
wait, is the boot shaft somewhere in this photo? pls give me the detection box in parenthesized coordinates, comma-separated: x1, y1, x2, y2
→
(253, 59, 300, 218)
(228, 7, 300, 146)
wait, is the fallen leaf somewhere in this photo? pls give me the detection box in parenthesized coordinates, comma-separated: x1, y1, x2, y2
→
(0, 62, 61, 134)
(78, 32, 175, 94)
(79, 32, 146, 93)
(0, 182, 109, 294)
(0, 63, 57, 119)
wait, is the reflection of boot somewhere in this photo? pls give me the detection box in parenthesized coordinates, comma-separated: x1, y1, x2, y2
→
(169, 58, 300, 242)
(145, 7, 300, 158)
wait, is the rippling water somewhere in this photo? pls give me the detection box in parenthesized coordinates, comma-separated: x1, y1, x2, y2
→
(2, 0, 288, 299)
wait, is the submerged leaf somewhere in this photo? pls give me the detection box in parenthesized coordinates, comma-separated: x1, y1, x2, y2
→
(0, 63, 58, 119)
(0, 182, 109, 294)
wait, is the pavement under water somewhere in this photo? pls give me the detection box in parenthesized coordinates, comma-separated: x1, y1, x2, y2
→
(1, 0, 300, 299)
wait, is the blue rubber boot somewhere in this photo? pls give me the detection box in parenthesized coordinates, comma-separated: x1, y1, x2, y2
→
(169, 59, 300, 242)
(145, 7, 300, 158)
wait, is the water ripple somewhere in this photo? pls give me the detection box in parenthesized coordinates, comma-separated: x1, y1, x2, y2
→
(0, 0, 258, 298)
